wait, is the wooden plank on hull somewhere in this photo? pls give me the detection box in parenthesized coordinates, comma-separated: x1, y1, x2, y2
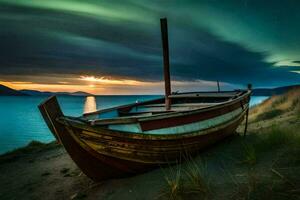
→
(139, 101, 247, 131)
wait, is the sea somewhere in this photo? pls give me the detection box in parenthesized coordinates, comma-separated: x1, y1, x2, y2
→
(0, 95, 268, 154)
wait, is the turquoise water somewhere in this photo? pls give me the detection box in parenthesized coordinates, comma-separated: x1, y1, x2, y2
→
(0, 95, 160, 154)
(250, 96, 269, 107)
(0, 95, 268, 154)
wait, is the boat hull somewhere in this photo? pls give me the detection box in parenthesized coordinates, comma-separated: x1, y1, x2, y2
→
(39, 94, 249, 181)
(62, 114, 243, 181)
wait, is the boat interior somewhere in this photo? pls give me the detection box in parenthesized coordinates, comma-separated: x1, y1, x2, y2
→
(81, 90, 246, 123)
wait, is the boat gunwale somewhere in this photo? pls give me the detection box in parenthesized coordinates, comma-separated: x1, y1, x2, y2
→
(82, 90, 250, 125)
(81, 90, 245, 117)
(58, 93, 250, 140)
(137, 90, 250, 122)
(82, 97, 164, 117)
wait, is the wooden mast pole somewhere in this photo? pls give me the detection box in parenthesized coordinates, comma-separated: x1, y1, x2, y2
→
(160, 18, 171, 110)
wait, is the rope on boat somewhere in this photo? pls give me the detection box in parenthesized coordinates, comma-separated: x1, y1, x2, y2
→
(243, 84, 252, 136)
(243, 108, 249, 136)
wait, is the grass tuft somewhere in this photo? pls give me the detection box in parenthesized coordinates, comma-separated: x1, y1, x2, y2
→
(255, 109, 283, 121)
(0, 141, 58, 164)
(255, 125, 300, 153)
(240, 144, 257, 166)
(184, 158, 210, 197)
(271, 96, 287, 108)
(160, 164, 183, 200)
(160, 157, 211, 199)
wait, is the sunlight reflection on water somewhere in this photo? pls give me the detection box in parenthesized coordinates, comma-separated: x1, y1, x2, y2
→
(83, 96, 97, 114)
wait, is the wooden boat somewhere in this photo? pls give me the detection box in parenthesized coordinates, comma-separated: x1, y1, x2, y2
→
(39, 18, 251, 181)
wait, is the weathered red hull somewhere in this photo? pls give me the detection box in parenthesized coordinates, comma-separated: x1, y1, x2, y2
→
(39, 94, 248, 181)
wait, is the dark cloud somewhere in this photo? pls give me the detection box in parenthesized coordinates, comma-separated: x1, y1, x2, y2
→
(0, 0, 300, 88)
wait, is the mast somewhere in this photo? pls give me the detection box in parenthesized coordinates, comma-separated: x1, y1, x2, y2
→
(160, 18, 171, 110)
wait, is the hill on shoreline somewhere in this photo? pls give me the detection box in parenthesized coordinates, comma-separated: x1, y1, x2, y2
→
(252, 84, 300, 96)
(0, 84, 92, 96)
(0, 84, 28, 96)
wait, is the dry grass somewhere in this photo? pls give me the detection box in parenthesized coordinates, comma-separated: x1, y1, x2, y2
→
(240, 143, 257, 166)
(160, 157, 210, 200)
(250, 87, 300, 122)
(0, 141, 58, 164)
(234, 124, 300, 199)
(255, 125, 300, 152)
(239, 125, 300, 164)
(183, 158, 210, 198)
(255, 109, 283, 121)
(160, 164, 183, 200)
(235, 87, 300, 199)
(1, 140, 57, 156)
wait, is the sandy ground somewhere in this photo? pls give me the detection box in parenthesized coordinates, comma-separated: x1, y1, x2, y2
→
(0, 132, 252, 200)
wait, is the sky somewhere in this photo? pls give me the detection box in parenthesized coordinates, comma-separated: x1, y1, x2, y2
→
(0, 0, 300, 94)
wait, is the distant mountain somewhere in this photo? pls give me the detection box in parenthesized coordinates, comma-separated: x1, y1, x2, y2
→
(0, 84, 28, 96)
(20, 90, 92, 96)
(70, 91, 93, 96)
(19, 90, 54, 96)
(1, 85, 92, 96)
(252, 85, 300, 96)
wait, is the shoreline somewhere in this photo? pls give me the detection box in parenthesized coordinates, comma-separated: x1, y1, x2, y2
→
(0, 140, 57, 157)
